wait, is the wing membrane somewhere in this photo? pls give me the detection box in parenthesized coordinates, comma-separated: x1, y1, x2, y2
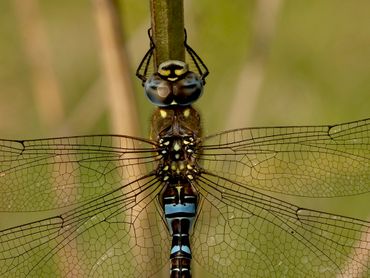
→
(0, 135, 159, 211)
(192, 172, 370, 277)
(199, 118, 370, 197)
(0, 135, 170, 277)
(0, 175, 170, 277)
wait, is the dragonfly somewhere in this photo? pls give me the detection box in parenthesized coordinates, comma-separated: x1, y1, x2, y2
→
(0, 30, 369, 278)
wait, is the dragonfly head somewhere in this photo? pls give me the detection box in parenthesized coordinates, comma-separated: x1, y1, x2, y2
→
(144, 60, 204, 107)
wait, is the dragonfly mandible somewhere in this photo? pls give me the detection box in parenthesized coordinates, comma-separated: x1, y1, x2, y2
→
(0, 30, 369, 278)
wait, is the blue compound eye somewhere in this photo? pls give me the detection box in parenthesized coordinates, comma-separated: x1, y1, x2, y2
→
(173, 72, 204, 106)
(144, 74, 174, 106)
(143, 61, 204, 107)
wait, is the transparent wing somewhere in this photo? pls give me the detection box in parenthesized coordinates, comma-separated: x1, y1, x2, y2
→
(193, 118, 370, 277)
(192, 173, 370, 277)
(199, 118, 370, 197)
(0, 135, 159, 211)
(0, 135, 170, 277)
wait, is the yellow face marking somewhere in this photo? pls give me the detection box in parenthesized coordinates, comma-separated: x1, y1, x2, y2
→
(159, 69, 170, 76)
(159, 109, 167, 118)
(163, 165, 169, 171)
(175, 68, 186, 76)
(179, 162, 185, 170)
(183, 108, 190, 118)
(187, 174, 194, 180)
(186, 164, 193, 170)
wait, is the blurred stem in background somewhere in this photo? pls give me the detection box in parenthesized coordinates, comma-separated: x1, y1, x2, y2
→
(13, 0, 65, 133)
(93, 0, 139, 136)
(226, 0, 283, 129)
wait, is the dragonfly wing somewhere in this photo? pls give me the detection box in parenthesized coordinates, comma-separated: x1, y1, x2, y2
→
(192, 173, 370, 277)
(0, 135, 159, 211)
(199, 118, 370, 197)
(0, 135, 171, 277)
(0, 175, 170, 277)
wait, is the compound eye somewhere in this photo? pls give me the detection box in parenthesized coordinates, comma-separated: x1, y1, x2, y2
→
(144, 74, 174, 106)
(173, 72, 204, 105)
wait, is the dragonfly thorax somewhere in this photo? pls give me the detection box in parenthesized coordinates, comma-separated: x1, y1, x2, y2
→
(150, 106, 202, 141)
(157, 136, 198, 182)
(152, 106, 201, 182)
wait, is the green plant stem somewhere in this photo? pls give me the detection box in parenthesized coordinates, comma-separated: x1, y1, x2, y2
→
(150, 0, 185, 68)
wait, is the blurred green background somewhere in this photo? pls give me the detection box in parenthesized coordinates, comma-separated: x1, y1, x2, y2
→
(0, 0, 369, 276)
(0, 0, 369, 138)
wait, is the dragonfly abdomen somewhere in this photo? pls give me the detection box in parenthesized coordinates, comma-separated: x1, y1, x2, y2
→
(162, 182, 198, 278)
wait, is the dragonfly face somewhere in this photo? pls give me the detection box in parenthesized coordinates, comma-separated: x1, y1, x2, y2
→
(144, 61, 204, 107)
(0, 30, 369, 278)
